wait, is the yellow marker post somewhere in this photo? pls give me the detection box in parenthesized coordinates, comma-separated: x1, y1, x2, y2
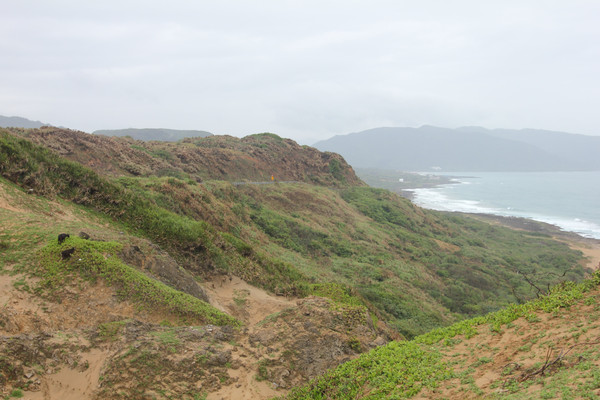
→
(271, 175, 274, 181)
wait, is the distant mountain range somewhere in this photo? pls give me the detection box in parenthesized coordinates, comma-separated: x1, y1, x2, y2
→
(0, 115, 47, 129)
(314, 126, 600, 171)
(94, 128, 213, 141)
(0, 115, 213, 142)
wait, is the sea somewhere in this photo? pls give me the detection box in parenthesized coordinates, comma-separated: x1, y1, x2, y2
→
(407, 171, 600, 239)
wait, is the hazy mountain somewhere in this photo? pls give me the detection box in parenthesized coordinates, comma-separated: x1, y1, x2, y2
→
(314, 126, 579, 172)
(0, 115, 47, 129)
(458, 126, 600, 171)
(94, 128, 213, 141)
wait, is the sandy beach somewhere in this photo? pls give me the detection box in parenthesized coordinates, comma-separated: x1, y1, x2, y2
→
(569, 240, 600, 271)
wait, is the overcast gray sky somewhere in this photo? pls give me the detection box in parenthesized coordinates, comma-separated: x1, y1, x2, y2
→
(1, 1, 600, 144)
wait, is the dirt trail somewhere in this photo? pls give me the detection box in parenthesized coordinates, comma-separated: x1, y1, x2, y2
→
(204, 277, 297, 400)
(205, 276, 296, 326)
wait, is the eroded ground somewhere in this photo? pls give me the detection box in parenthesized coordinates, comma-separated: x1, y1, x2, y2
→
(0, 180, 389, 400)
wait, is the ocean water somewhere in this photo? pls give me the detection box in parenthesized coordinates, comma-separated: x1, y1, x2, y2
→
(408, 171, 600, 239)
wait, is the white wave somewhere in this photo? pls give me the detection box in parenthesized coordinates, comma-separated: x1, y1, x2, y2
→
(411, 188, 600, 240)
(410, 188, 500, 214)
(532, 216, 600, 240)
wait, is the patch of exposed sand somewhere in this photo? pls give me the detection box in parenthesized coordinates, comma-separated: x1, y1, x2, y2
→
(570, 241, 600, 271)
(203, 276, 297, 400)
(26, 348, 110, 400)
(0, 273, 139, 335)
(0, 273, 18, 304)
(204, 276, 296, 325)
(208, 364, 281, 400)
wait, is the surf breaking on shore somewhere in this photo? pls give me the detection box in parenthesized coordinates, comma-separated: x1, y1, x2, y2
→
(407, 179, 600, 240)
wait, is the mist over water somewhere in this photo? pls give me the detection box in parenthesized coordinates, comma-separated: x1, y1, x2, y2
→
(408, 171, 600, 239)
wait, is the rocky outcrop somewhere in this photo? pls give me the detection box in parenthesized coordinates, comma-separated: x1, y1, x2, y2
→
(247, 297, 397, 389)
(119, 242, 210, 303)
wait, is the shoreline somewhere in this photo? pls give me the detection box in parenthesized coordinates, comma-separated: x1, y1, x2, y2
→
(360, 169, 600, 271)
(462, 213, 600, 271)
(396, 173, 600, 267)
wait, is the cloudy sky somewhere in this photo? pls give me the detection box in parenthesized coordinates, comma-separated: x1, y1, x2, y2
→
(2, 1, 600, 144)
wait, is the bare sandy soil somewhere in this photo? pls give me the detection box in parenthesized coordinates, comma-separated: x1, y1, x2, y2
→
(205, 275, 296, 326)
(1, 268, 300, 400)
(0, 273, 139, 336)
(25, 348, 110, 400)
(203, 276, 297, 400)
(570, 241, 600, 271)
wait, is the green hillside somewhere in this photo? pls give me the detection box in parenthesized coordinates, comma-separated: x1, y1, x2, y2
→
(0, 127, 587, 339)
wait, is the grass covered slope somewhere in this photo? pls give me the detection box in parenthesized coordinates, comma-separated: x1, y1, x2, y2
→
(1, 126, 597, 399)
(0, 127, 588, 339)
(37, 237, 238, 326)
(107, 170, 587, 338)
(0, 175, 236, 327)
(238, 183, 586, 337)
(0, 128, 310, 295)
(0, 175, 389, 399)
(284, 272, 600, 399)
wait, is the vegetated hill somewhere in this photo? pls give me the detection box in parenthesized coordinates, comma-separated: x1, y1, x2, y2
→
(0, 127, 592, 399)
(1, 127, 587, 337)
(314, 126, 600, 172)
(13, 127, 361, 186)
(0, 114, 47, 128)
(94, 127, 213, 141)
(0, 133, 390, 399)
(284, 272, 600, 400)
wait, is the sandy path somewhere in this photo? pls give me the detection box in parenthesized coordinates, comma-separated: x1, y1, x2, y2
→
(205, 276, 296, 325)
(204, 276, 297, 400)
(211, 359, 281, 400)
